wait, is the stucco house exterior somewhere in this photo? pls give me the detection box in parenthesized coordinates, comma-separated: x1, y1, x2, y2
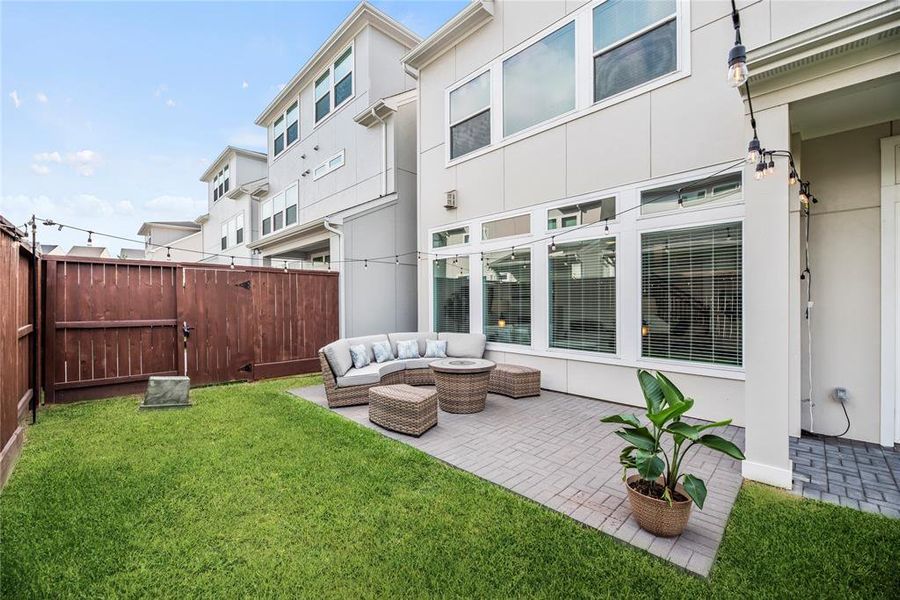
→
(244, 2, 421, 338)
(403, 0, 900, 488)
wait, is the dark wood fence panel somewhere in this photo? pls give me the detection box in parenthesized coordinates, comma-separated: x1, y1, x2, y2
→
(1, 220, 36, 486)
(42, 256, 338, 402)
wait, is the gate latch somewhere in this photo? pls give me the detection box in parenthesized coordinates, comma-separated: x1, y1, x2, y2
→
(239, 363, 253, 373)
(182, 321, 194, 339)
(236, 280, 251, 290)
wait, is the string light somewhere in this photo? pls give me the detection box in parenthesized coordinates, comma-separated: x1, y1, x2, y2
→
(766, 152, 776, 175)
(87, 231, 93, 246)
(550, 237, 556, 252)
(364, 259, 368, 270)
(283, 261, 288, 272)
(230, 256, 235, 269)
(727, 1, 749, 87)
(604, 219, 609, 233)
(677, 196, 684, 208)
(746, 135, 761, 164)
(166, 246, 171, 260)
(511, 246, 516, 261)
(395, 255, 400, 265)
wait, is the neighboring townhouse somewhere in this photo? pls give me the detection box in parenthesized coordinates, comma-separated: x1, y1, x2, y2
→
(246, 2, 421, 337)
(118, 248, 146, 260)
(39, 244, 65, 256)
(404, 0, 900, 488)
(138, 220, 202, 262)
(67, 245, 111, 258)
(197, 146, 268, 264)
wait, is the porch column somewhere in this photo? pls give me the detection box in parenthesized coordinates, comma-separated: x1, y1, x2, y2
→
(742, 103, 793, 489)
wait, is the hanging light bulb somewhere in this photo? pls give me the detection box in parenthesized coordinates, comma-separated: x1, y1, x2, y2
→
(788, 163, 798, 186)
(604, 219, 609, 233)
(364, 259, 368, 270)
(798, 183, 809, 206)
(453, 254, 458, 265)
(754, 159, 766, 180)
(480, 252, 484, 263)
(58, 224, 64, 231)
(727, 7, 749, 87)
(746, 136, 761, 164)
(230, 256, 235, 269)
(511, 246, 516, 261)
(166, 246, 171, 260)
(550, 237, 556, 252)
(87, 231, 93, 246)
(283, 261, 289, 272)
(677, 196, 684, 208)
(766, 153, 776, 175)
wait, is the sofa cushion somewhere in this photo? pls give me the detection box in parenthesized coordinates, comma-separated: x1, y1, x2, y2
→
(438, 332, 486, 358)
(425, 339, 448, 358)
(322, 339, 353, 377)
(349, 344, 370, 369)
(336, 364, 381, 387)
(400, 357, 438, 370)
(345, 334, 390, 363)
(388, 332, 437, 356)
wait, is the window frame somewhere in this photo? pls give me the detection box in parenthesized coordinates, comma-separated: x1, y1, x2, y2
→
(447, 69, 493, 161)
(313, 43, 355, 128)
(270, 94, 300, 160)
(312, 149, 345, 181)
(220, 212, 246, 250)
(260, 184, 299, 237)
(443, 0, 690, 168)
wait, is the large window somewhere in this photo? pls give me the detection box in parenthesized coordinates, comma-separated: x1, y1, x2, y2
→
(433, 257, 469, 333)
(641, 223, 742, 366)
(221, 213, 245, 250)
(482, 214, 530, 241)
(261, 184, 298, 236)
(593, 0, 677, 102)
(549, 238, 616, 354)
(641, 172, 742, 215)
(212, 165, 229, 201)
(273, 115, 285, 157)
(503, 22, 575, 136)
(315, 46, 353, 124)
(449, 72, 491, 160)
(272, 99, 299, 157)
(548, 197, 615, 230)
(484, 249, 531, 345)
(286, 102, 299, 146)
(432, 226, 469, 248)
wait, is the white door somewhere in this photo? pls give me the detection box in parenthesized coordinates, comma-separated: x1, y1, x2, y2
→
(880, 136, 900, 446)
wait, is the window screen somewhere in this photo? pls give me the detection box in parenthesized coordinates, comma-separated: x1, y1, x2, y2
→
(433, 257, 469, 333)
(641, 223, 742, 366)
(549, 238, 616, 353)
(484, 249, 531, 345)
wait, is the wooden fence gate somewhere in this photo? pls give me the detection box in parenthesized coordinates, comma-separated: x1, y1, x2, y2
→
(42, 256, 338, 402)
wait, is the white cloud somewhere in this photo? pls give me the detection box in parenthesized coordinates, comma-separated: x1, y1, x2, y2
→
(153, 84, 168, 97)
(66, 149, 102, 176)
(36, 92, 48, 103)
(9, 90, 21, 108)
(34, 151, 62, 163)
(165, 98, 176, 108)
(30, 164, 51, 175)
(115, 200, 135, 215)
(242, 80, 249, 89)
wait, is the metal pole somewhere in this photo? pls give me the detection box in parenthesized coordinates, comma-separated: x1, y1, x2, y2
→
(30, 215, 38, 424)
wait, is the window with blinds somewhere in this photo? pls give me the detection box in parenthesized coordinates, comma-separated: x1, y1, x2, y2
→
(549, 238, 616, 353)
(483, 249, 531, 345)
(641, 223, 742, 366)
(433, 257, 470, 333)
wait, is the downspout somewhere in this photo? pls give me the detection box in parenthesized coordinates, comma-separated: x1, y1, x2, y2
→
(323, 217, 346, 338)
(369, 108, 387, 197)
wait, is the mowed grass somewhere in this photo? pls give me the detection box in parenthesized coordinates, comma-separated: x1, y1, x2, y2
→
(1, 376, 898, 599)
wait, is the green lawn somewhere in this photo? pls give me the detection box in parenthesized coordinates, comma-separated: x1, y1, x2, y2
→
(2, 376, 898, 599)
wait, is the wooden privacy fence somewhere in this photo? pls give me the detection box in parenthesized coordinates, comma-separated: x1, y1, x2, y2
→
(42, 256, 339, 403)
(0, 218, 37, 486)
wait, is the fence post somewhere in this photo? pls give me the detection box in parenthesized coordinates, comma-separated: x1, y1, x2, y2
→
(42, 259, 57, 404)
(30, 217, 40, 423)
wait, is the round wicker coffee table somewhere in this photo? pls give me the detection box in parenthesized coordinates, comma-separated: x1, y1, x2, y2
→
(430, 358, 496, 414)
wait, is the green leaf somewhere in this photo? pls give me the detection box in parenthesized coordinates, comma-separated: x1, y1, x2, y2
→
(665, 422, 700, 441)
(619, 446, 638, 469)
(647, 398, 694, 429)
(615, 429, 657, 453)
(637, 370, 665, 414)
(600, 413, 642, 429)
(696, 419, 732, 432)
(655, 372, 684, 406)
(682, 474, 707, 509)
(698, 434, 746, 461)
(634, 450, 665, 481)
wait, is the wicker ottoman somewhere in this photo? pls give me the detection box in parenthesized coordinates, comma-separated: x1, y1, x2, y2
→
(369, 384, 438, 437)
(489, 363, 541, 398)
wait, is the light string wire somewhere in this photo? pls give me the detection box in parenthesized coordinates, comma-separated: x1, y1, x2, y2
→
(33, 157, 747, 269)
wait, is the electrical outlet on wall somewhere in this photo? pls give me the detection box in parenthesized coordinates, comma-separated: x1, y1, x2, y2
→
(834, 387, 849, 403)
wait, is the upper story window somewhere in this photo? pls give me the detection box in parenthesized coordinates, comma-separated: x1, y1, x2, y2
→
(640, 172, 741, 215)
(212, 165, 229, 201)
(449, 72, 490, 160)
(261, 184, 299, 236)
(432, 226, 470, 248)
(482, 214, 530, 241)
(273, 115, 285, 157)
(593, 0, 677, 102)
(286, 102, 299, 146)
(221, 213, 244, 250)
(271, 100, 299, 158)
(315, 45, 353, 124)
(503, 22, 575, 136)
(547, 197, 616, 230)
(313, 149, 345, 180)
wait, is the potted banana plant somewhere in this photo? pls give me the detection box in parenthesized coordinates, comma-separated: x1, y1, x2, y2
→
(601, 370, 745, 537)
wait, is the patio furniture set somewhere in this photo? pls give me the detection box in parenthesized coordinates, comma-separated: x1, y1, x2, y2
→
(319, 332, 541, 436)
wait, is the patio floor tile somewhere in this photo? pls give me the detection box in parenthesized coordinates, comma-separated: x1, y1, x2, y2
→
(291, 384, 744, 577)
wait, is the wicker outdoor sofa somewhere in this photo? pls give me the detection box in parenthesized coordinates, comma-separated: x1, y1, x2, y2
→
(318, 332, 487, 408)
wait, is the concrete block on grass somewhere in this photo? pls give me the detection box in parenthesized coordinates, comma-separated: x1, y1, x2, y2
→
(141, 376, 191, 409)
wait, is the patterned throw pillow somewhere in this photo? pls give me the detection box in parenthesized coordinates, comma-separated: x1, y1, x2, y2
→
(372, 341, 394, 363)
(424, 339, 447, 358)
(397, 339, 420, 359)
(349, 344, 370, 369)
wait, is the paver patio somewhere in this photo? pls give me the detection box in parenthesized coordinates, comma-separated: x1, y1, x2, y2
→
(291, 384, 744, 576)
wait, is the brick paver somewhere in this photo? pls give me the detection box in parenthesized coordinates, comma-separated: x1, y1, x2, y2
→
(291, 384, 744, 576)
(790, 436, 900, 518)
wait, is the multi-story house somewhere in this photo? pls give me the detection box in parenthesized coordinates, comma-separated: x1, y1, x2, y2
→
(137, 220, 202, 262)
(245, 2, 421, 337)
(404, 0, 900, 488)
(197, 146, 268, 264)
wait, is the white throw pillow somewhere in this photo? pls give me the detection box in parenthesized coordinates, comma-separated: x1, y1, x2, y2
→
(397, 339, 420, 359)
(349, 344, 370, 369)
(424, 339, 447, 358)
(372, 341, 394, 363)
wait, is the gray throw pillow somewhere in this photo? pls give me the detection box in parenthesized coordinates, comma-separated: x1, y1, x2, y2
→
(372, 341, 394, 363)
(397, 339, 420, 359)
(424, 339, 447, 358)
(349, 344, 370, 369)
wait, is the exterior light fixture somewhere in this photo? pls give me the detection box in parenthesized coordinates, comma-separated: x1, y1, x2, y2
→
(788, 164, 798, 185)
(799, 183, 809, 206)
(766, 153, 776, 175)
(746, 136, 761, 164)
(754, 160, 766, 180)
(87, 231, 93, 245)
(550, 237, 556, 252)
(166, 246, 171, 260)
(364, 259, 368, 270)
(728, 1, 749, 87)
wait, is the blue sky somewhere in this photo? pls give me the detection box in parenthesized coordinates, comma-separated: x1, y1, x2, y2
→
(0, 0, 464, 253)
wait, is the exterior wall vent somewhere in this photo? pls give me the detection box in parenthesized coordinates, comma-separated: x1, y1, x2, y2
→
(444, 190, 458, 210)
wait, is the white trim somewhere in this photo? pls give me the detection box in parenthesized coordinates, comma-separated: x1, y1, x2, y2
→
(443, 0, 690, 168)
(880, 135, 900, 446)
(742, 459, 793, 489)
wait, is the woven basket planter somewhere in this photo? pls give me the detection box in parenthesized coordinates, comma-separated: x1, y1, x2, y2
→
(625, 474, 693, 537)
